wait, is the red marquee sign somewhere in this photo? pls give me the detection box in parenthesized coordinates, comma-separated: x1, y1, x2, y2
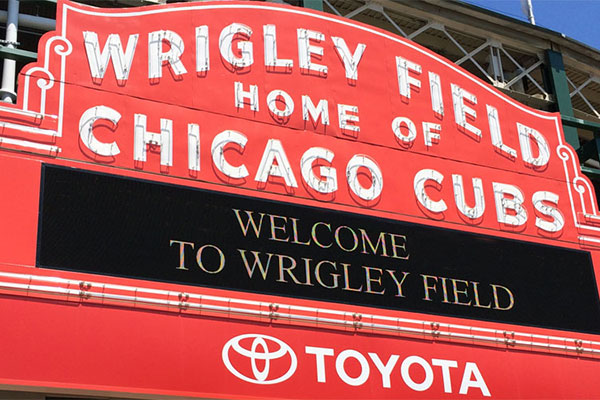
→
(0, 288, 597, 399)
(1, 0, 598, 242)
(0, 0, 599, 398)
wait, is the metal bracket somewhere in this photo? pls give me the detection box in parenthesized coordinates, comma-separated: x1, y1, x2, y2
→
(0, 45, 37, 62)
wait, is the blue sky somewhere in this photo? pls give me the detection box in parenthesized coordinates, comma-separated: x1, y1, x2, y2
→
(462, 0, 600, 50)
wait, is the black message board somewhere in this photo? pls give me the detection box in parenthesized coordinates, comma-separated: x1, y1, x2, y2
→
(37, 165, 600, 333)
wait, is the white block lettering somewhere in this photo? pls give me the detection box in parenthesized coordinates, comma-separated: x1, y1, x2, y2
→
(219, 23, 253, 68)
(331, 36, 366, 80)
(414, 169, 447, 213)
(83, 31, 138, 82)
(133, 113, 173, 166)
(211, 130, 249, 179)
(78, 105, 121, 156)
(148, 30, 187, 79)
(255, 139, 298, 188)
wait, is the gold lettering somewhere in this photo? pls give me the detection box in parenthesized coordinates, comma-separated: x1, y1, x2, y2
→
(422, 274, 438, 301)
(290, 217, 311, 246)
(237, 249, 273, 280)
(363, 266, 385, 295)
(387, 270, 409, 297)
(341, 263, 363, 292)
(169, 239, 194, 270)
(335, 225, 358, 252)
(276, 254, 302, 284)
(315, 260, 339, 289)
(232, 209, 265, 238)
(451, 278, 471, 306)
(359, 229, 388, 257)
(389, 233, 409, 260)
(311, 222, 332, 249)
(440, 276, 450, 303)
(269, 214, 289, 242)
(301, 258, 315, 286)
(472, 281, 492, 309)
(491, 284, 515, 310)
(195, 244, 225, 274)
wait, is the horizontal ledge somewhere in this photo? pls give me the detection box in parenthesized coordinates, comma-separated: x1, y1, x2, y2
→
(0, 270, 597, 359)
(0, 46, 37, 63)
(562, 115, 600, 132)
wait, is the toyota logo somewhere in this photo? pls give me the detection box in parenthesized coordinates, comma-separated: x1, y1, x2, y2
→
(222, 334, 297, 384)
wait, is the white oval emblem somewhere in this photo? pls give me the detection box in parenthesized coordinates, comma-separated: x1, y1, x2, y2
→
(222, 334, 297, 385)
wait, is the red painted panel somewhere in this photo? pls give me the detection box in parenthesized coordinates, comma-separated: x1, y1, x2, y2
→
(0, 294, 598, 399)
(0, 154, 41, 268)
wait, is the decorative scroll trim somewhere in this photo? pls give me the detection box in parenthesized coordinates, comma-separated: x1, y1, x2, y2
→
(0, 35, 71, 155)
